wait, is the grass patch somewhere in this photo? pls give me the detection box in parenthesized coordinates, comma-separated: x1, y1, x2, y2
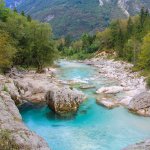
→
(140, 69, 150, 77)
(2, 85, 8, 92)
(0, 130, 19, 150)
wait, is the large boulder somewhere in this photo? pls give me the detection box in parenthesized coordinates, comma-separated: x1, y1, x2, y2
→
(46, 87, 86, 116)
(128, 92, 150, 116)
(13, 73, 58, 104)
(123, 139, 150, 150)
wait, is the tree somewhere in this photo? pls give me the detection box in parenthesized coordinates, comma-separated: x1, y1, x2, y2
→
(110, 20, 120, 48)
(81, 33, 90, 49)
(116, 28, 125, 57)
(0, 2, 58, 72)
(72, 40, 83, 52)
(140, 7, 145, 28)
(139, 7, 149, 30)
(65, 35, 72, 47)
(0, 0, 10, 21)
(13, 7, 17, 13)
(0, 30, 16, 69)
(124, 38, 141, 64)
(127, 17, 133, 38)
(21, 11, 25, 16)
(27, 15, 32, 22)
(138, 32, 150, 69)
(95, 28, 112, 50)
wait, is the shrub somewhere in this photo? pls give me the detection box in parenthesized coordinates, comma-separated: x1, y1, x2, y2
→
(2, 85, 8, 92)
(146, 76, 150, 88)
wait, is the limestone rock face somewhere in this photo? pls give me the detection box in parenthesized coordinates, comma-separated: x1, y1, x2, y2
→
(46, 87, 86, 115)
(0, 75, 21, 105)
(123, 139, 150, 150)
(128, 92, 150, 116)
(13, 72, 58, 104)
(0, 91, 50, 150)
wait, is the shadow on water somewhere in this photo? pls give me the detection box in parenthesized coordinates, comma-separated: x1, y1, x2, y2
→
(18, 102, 45, 112)
(19, 101, 91, 122)
(45, 110, 77, 121)
(19, 102, 79, 121)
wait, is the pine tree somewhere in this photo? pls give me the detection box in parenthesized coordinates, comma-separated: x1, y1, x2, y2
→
(127, 17, 133, 38)
(140, 7, 145, 28)
(21, 11, 25, 16)
(145, 8, 149, 17)
(13, 7, 17, 13)
(27, 15, 32, 22)
(117, 28, 124, 57)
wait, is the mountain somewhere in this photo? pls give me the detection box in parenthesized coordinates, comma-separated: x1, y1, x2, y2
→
(5, 0, 150, 38)
(5, 0, 23, 8)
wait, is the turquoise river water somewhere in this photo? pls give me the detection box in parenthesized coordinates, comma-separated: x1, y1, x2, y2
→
(19, 60, 150, 150)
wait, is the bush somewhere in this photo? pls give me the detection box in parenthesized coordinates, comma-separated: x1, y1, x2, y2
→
(146, 76, 150, 88)
(2, 85, 8, 92)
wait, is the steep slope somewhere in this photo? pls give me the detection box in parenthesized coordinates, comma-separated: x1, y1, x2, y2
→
(5, 0, 150, 37)
(5, 0, 23, 8)
(16, 0, 126, 38)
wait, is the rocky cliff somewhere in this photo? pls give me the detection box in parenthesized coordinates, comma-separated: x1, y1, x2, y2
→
(0, 88, 50, 150)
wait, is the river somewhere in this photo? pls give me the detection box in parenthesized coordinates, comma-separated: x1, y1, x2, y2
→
(19, 60, 150, 150)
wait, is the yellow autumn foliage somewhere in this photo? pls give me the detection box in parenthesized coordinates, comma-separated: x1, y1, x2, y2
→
(0, 30, 16, 69)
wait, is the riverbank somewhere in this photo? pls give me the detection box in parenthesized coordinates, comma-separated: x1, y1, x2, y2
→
(83, 57, 150, 116)
(0, 67, 85, 149)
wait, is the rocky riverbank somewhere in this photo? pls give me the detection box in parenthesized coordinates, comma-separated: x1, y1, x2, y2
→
(83, 57, 150, 116)
(0, 67, 86, 149)
(1, 59, 150, 150)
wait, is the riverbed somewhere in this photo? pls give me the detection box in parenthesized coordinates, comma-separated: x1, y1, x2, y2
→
(19, 60, 150, 150)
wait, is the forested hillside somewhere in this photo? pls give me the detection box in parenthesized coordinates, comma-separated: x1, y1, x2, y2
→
(7, 0, 150, 38)
(0, 0, 58, 72)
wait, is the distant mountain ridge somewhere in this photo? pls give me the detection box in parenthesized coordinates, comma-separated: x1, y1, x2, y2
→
(5, 0, 23, 8)
(5, 0, 150, 38)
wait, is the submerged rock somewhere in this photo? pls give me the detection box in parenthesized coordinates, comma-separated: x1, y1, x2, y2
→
(96, 97, 119, 109)
(123, 139, 150, 150)
(46, 87, 86, 116)
(128, 92, 150, 116)
(80, 84, 95, 89)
